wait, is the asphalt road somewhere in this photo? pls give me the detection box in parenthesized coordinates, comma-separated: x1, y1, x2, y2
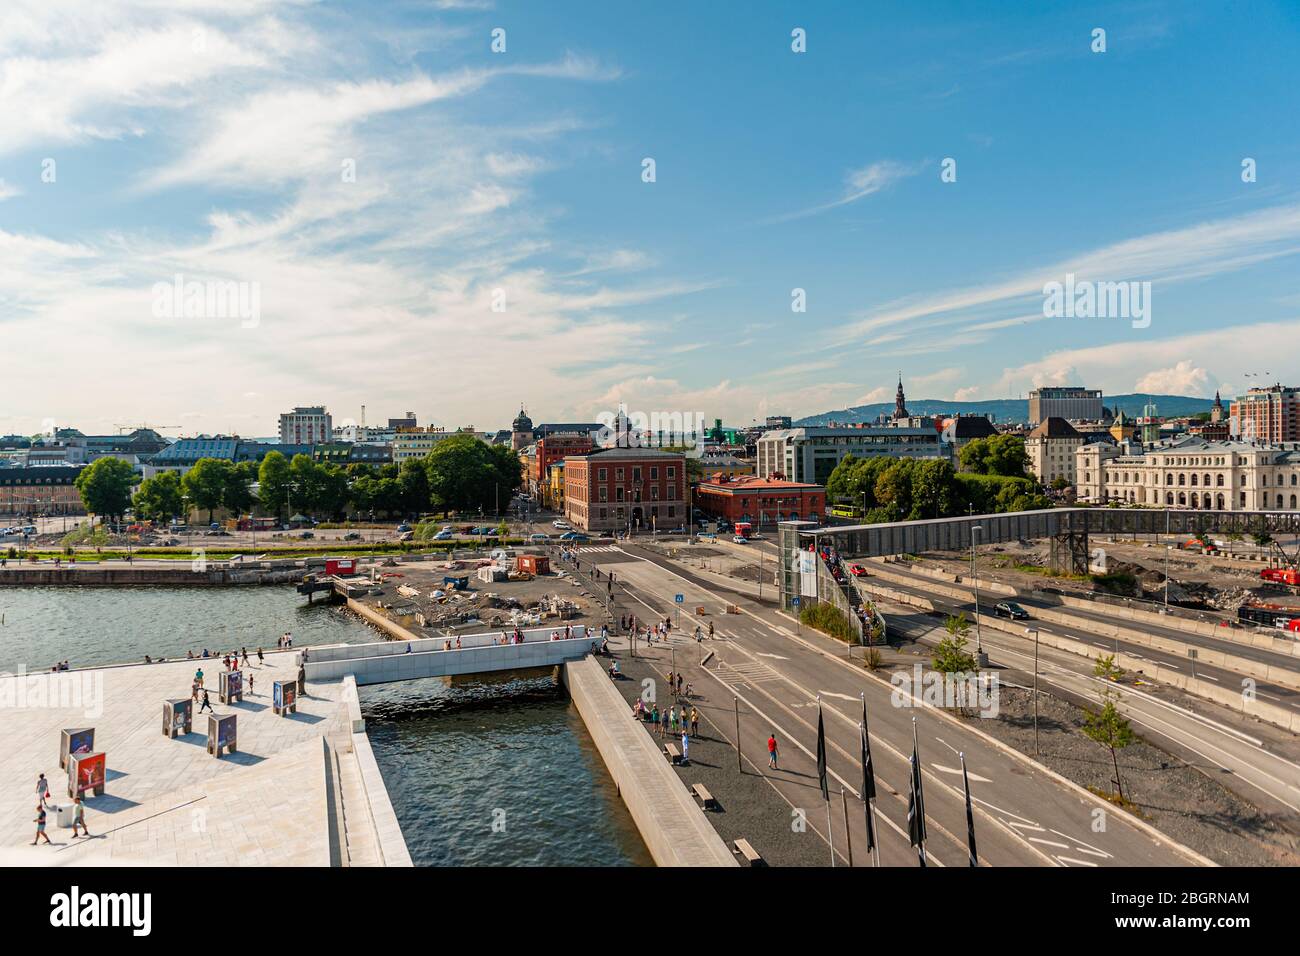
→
(575, 543, 1205, 867)
(856, 562, 1300, 820)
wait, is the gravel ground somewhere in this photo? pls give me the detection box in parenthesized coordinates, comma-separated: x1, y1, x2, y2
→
(964, 684, 1300, 866)
(603, 648, 831, 867)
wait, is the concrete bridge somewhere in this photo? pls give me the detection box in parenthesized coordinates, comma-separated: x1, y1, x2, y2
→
(304, 625, 598, 686)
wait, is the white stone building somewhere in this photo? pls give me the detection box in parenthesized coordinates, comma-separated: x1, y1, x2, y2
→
(1075, 436, 1300, 511)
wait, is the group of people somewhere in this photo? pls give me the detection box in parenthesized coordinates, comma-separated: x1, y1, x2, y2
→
(30, 774, 90, 845)
(48, 660, 71, 672)
(633, 698, 700, 738)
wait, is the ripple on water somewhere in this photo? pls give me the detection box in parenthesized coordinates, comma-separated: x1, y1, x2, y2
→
(362, 675, 652, 867)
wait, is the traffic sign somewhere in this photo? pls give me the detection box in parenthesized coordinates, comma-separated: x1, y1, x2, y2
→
(674, 594, 684, 604)
(792, 596, 801, 606)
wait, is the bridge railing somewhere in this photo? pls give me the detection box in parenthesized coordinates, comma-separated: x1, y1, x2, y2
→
(304, 634, 597, 684)
(303, 624, 592, 664)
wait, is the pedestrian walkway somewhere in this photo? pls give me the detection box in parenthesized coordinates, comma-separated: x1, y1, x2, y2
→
(576, 545, 624, 553)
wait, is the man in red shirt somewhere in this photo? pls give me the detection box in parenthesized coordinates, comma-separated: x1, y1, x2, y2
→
(767, 734, 779, 769)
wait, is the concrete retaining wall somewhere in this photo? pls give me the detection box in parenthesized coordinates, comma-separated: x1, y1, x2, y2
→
(350, 730, 414, 867)
(866, 563, 1300, 693)
(562, 656, 737, 867)
(859, 578, 1300, 733)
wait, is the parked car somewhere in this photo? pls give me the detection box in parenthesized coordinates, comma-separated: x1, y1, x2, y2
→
(994, 601, 1029, 620)
(433, 530, 453, 540)
(552, 520, 571, 529)
(732, 535, 749, 544)
(529, 533, 549, 542)
(299, 531, 315, 540)
(344, 532, 362, 541)
(396, 523, 412, 533)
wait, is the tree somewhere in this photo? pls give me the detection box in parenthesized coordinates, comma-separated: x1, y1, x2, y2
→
(258, 451, 292, 521)
(1082, 691, 1137, 802)
(74, 457, 137, 523)
(960, 435, 1029, 477)
(397, 458, 431, 517)
(424, 435, 522, 515)
(133, 470, 183, 523)
(933, 613, 978, 674)
(182, 458, 230, 524)
(1093, 654, 1124, 683)
(224, 461, 258, 517)
(909, 458, 960, 520)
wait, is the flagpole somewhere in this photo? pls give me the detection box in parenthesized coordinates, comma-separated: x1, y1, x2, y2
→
(911, 716, 927, 867)
(817, 696, 833, 868)
(961, 751, 979, 868)
(860, 693, 880, 867)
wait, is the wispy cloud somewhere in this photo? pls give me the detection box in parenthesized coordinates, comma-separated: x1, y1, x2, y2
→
(764, 159, 923, 224)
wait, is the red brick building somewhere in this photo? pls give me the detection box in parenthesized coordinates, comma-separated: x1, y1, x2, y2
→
(532, 432, 594, 506)
(694, 475, 824, 528)
(564, 447, 686, 533)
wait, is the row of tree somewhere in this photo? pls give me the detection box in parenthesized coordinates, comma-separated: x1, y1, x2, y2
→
(73, 434, 523, 524)
(825, 437, 1051, 524)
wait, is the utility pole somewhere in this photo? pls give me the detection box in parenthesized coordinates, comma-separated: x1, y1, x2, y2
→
(971, 524, 985, 664)
(1028, 627, 1040, 756)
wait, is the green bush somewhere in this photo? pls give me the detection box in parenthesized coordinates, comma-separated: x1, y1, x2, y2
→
(799, 602, 857, 643)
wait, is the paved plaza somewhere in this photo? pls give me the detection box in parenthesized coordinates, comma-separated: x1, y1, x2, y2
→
(0, 651, 371, 866)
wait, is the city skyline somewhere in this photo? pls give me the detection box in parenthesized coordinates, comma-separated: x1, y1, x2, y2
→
(3, 2, 1300, 434)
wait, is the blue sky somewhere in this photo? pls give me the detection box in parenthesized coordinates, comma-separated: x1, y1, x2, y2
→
(2, 0, 1299, 437)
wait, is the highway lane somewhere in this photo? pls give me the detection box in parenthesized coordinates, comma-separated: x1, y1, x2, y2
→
(858, 562, 1300, 818)
(867, 563, 1300, 713)
(577, 544, 1206, 867)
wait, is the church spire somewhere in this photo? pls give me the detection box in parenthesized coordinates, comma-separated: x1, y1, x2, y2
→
(893, 372, 909, 420)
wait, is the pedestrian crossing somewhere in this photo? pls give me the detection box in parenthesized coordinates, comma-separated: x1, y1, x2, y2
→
(575, 545, 623, 553)
(719, 660, 783, 686)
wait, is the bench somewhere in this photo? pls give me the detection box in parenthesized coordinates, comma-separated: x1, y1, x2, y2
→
(691, 783, 718, 811)
(733, 838, 765, 866)
(664, 742, 682, 765)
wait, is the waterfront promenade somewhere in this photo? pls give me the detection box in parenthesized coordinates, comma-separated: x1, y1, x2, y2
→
(0, 652, 404, 866)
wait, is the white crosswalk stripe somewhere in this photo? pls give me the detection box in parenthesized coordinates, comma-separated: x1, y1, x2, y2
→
(720, 660, 782, 685)
(576, 545, 623, 553)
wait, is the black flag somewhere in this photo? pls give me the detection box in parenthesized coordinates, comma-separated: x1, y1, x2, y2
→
(907, 726, 927, 866)
(860, 700, 877, 853)
(816, 703, 829, 802)
(961, 752, 978, 868)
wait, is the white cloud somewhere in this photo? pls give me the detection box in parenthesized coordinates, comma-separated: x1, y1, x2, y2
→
(1135, 361, 1211, 395)
(766, 159, 922, 223)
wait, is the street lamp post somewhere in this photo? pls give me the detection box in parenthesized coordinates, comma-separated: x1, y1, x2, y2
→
(1164, 545, 1172, 610)
(971, 525, 986, 665)
(1027, 626, 1040, 756)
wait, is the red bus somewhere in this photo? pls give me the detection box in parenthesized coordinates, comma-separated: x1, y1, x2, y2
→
(733, 522, 752, 539)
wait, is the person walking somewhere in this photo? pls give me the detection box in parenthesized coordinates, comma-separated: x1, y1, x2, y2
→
(767, 733, 779, 769)
(681, 730, 690, 764)
(32, 804, 51, 845)
(676, 673, 684, 695)
(36, 773, 50, 808)
(194, 667, 204, 689)
(708, 621, 714, 639)
(70, 796, 90, 839)
(191, 680, 199, 702)
(199, 690, 212, 714)
(247, 673, 254, 696)
(257, 647, 264, 665)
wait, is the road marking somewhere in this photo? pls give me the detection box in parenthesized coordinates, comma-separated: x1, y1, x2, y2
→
(756, 652, 790, 661)
(932, 764, 993, 784)
(817, 690, 858, 702)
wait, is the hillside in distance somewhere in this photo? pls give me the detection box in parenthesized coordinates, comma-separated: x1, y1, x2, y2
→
(795, 393, 1217, 426)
